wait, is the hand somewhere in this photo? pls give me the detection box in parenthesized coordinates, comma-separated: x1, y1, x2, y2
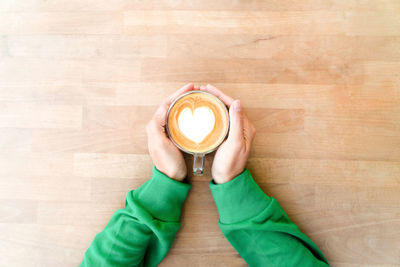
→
(146, 83, 196, 181)
(200, 84, 256, 184)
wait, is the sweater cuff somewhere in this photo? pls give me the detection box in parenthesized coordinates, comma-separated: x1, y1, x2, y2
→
(133, 166, 191, 222)
(209, 168, 271, 224)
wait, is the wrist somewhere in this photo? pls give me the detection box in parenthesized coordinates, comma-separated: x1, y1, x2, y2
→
(157, 165, 187, 182)
(212, 168, 244, 184)
(169, 169, 187, 181)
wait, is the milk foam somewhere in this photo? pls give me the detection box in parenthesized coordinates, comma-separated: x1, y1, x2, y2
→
(178, 106, 215, 143)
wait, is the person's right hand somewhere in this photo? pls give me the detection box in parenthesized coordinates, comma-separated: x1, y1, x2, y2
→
(200, 84, 256, 184)
(146, 83, 196, 181)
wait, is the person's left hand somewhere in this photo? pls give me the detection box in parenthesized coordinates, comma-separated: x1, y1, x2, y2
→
(146, 83, 196, 181)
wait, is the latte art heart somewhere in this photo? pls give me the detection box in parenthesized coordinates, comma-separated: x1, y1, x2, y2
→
(167, 91, 228, 153)
(178, 107, 215, 143)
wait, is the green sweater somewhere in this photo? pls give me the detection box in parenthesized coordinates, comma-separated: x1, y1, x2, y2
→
(80, 167, 329, 267)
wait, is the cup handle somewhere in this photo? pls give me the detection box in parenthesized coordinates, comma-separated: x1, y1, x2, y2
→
(193, 154, 205, 176)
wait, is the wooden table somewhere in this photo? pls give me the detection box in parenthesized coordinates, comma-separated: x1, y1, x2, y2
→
(1, 1, 399, 266)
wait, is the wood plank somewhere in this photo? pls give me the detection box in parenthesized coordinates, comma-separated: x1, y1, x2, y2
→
(168, 184, 236, 255)
(0, 152, 73, 177)
(310, 220, 400, 265)
(0, 240, 83, 267)
(0, 12, 122, 34)
(0, 0, 131, 12)
(0, 128, 32, 152)
(246, 158, 295, 184)
(124, 11, 400, 36)
(305, 109, 400, 137)
(116, 83, 400, 110)
(0, 102, 82, 129)
(91, 178, 144, 203)
(247, 108, 304, 133)
(115, 82, 193, 106)
(32, 129, 136, 153)
(288, 208, 400, 237)
(37, 201, 122, 226)
(0, 153, 89, 200)
(0, 35, 7, 56)
(0, 82, 116, 105)
(252, 132, 400, 161)
(74, 153, 153, 178)
(333, 264, 399, 267)
(0, 200, 37, 223)
(140, 58, 363, 84)
(293, 159, 400, 186)
(160, 254, 246, 267)
(165, 35, 400, 61)
(83, 105, 153, 131)
(363, 61, 400, 86)
(124, 0, 400, 12)
(0, 176, 91, 201)
(259, 183, 316, 214)
(242, 158, 400, 187)
(1, 0, 399, 12)
(315, 185, 400, 211)
(0, 224, 102, 266)
(6, 35, 167, 58)
(0, 58, 140, 83)
(6, 35, 400, 61)
(168, 230, 237, 255)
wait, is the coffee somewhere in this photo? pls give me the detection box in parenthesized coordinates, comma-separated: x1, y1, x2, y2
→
(167, 91, 229, 154)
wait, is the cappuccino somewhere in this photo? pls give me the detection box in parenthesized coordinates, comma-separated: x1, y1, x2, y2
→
(167, 91, 229, 154)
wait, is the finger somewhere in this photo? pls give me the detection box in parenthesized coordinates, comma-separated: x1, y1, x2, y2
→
(238, 108, 256, 153)
(154, 83, 196, 126)
(227, 100, 244, 142)
(243, 114, 256, 148)
(146, 119, 163, 138)
(200, 84, 234, 107)
(166, 83, 195, 104)
(152, 98, 170, 126)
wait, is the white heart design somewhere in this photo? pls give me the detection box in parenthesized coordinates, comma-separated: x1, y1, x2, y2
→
(178, 106, 215, 143)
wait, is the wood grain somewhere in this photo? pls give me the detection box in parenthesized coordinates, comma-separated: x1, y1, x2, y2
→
(124, 10, 400, 36)
(0, 200, 37, 223)
(73, 153, 153, 178)
(0, 129, 32, 152)
(0, 82, 116, 105)
(0, 0, 399, 266)
(6, 35, 168, 58)
(0, 12, 123, 34)
(0, 103, 82, 128)
(0, 58, 140, 83)
(140, 58, 364, 84)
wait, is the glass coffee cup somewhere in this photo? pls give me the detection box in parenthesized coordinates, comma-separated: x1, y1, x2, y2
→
(166, 91, 229, 175)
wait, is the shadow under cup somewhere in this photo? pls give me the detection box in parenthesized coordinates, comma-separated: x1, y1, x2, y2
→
(166, 91, 230, 176)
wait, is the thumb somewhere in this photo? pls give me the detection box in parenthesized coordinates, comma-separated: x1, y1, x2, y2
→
(227, 100, 243, 142)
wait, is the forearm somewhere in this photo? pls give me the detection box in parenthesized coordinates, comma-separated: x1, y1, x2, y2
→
(80, 167, 191, 267)
(210, 169, 329, 266)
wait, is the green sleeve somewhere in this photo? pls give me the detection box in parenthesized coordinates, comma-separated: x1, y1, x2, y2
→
(209, 169, 329, 267)
(80, 166, 191, 267)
